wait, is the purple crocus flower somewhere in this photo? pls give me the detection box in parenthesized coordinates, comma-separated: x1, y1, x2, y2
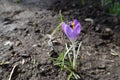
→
(62, 19, 81, 42)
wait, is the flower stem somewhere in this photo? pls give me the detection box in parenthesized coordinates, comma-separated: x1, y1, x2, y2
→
(72, 42, 76, 69)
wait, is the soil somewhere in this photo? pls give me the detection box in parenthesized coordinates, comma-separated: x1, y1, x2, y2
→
(0, 0, 120, 80)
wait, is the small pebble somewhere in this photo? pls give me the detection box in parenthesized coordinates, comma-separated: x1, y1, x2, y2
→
(4, 41, 14, 46)
(105, 28, 111, 32)
(19, 51, 30, 58)
(98, 64, 106, 69)
(15, 41, 21, 46)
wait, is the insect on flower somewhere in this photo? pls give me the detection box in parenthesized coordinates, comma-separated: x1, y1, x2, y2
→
(62, 19, 81, 42)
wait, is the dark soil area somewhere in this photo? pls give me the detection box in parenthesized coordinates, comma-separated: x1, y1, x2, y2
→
(0, 0, 120, 80)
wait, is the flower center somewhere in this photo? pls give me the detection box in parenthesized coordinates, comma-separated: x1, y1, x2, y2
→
(70, 22, 75, 29)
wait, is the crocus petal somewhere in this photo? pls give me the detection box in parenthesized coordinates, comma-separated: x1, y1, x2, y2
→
(62, 22, 69, 31)
(62, 22, 72, 35)
(74, 20, 81, 35)
(62, 22, 73, 38)
(62, 20, 81, 42)
(73, 19, 78, 26)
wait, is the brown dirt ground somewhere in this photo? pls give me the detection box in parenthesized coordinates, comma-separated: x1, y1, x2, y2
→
(0, 0, 120, 80)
